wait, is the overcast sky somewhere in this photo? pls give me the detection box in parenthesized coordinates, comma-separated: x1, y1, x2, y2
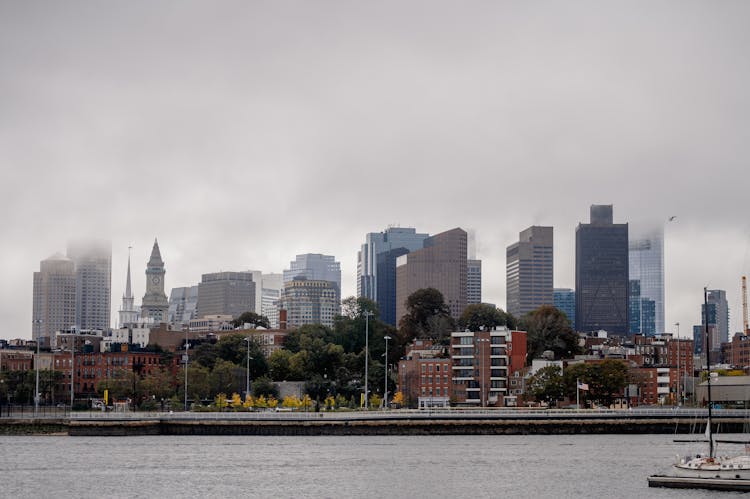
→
(2, 1, 749, 340)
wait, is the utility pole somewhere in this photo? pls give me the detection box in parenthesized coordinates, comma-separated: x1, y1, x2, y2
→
(383, 335, 391, 410)
(364, 311, 373, 409)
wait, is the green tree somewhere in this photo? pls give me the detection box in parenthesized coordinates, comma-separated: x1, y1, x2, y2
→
(137, 369, 176, 401)
(177, 364, 212, 403)
(526, 365, 565, 406)
(398, 288, 455, 342)
(268, 349, 293, 381)
(231, 312, 271, 329)
(562, 360, 629, 407)
(458, 303, 514, 332)
(215, 334, 269, 377)
(520, 305, 581, 363)
(209, 359, 244, 396)
(251, 375, 279, 398)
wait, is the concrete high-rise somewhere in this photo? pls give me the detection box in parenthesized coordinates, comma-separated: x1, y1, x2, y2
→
(629, 225, 664, 335)
(357, 228, 429, 322)
(575, 205, 629, 335)
(260, 273, 283, 328)
(32, 253, 77, 346)
(196, 271, 256, 319)
(280, 278, 340, 328)
(67, 238, 111, 331)
(506, 226, 553, 318)
(140, 239, 169, 323)
(395, 228, 467, 323)
(467, 259, 482, 305)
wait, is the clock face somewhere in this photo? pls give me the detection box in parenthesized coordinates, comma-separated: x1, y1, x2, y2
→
(152, 276, 160, 285)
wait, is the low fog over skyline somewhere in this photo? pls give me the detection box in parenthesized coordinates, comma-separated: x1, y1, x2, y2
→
(2, 1, 750, 339)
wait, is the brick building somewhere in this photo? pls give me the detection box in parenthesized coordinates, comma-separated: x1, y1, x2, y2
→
(397, 339, 451, 408)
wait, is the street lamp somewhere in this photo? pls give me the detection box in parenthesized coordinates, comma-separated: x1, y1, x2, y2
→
(183, 329, 190, 411)
(364, 310, 373, 410)
(383, 335, 391, 410)
(32, 319, 42, 415)
(476, 337, 490, 408)
(244, 337, 252, 399)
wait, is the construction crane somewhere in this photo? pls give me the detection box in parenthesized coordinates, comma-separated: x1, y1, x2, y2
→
(743, 275, 749, 336)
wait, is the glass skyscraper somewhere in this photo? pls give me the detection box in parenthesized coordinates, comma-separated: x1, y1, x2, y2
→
(575, 205, 629, 335)
(554, 288, 575, 326)
(628, 225, 664, 335)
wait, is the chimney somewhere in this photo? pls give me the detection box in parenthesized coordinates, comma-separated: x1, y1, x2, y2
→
(279, 309, 287, 330)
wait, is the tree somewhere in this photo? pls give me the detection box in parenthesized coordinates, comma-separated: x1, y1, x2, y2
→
(251, 375, 279, 398)
(520, 305, 581, 363)
(177, 364, 212, 403)
(215, 334, 269, 378)
(391, 391, 404, 407)
(458, 304, 514, 332)
(268, 349, 294, 381)
(562, 360, 629, 407)
(526, 365, 565, 406)
(399, 288, 455, 342)
(210, 359, 244, 396)
(137, 369, 176, 401)
(231, 312, 270, 329)
(340, 296, 379, 320)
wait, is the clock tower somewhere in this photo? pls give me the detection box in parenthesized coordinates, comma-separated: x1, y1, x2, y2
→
(141, 238, 169, 323)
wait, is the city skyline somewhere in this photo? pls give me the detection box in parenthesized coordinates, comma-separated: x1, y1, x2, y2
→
(2, 2, 750, 339)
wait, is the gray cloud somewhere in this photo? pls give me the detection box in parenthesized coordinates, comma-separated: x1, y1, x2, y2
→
(2, 1, 750, 338)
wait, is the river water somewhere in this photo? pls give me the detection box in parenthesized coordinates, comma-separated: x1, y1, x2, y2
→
(1, 434, 744, 498)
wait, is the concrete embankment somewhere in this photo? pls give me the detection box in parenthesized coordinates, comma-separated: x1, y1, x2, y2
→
(0, 418, 68, 435)
(64, 416, 745, 437)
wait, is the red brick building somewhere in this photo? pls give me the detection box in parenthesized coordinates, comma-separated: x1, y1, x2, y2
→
(398, 339, 451, 408)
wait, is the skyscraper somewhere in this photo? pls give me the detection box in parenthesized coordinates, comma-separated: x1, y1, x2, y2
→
(196, 271, 256, 319)
(629, 225, 664, 335)
(140, 239, 169, 323)
(67, 238, 111, 331)
(702, 289, 729, 347)
(575, 205, 629, 335)
(260, 273, 283, 328)
(506, 226, 553, 318)
(467, 259, 482, 305)
(32, 253, 76, 345)
(357, 227, 429, 301)
(284, 254, 341, 288)
(554, 288, 575, 326)
(395, 227, 467, 323)
(168, 285, 199, 327)
(118, 248, 139, 328)
(280, 278, 340, 328)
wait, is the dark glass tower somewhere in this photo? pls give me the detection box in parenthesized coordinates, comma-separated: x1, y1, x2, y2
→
(575, 205, 629, 335)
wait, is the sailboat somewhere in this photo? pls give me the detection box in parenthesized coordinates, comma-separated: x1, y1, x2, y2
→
(648, 288, 750, 491)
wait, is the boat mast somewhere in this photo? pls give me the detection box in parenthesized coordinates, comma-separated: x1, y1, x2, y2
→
(705, 287, 714, 458)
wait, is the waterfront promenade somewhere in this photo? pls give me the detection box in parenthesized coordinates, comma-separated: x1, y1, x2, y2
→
(1, 408, 747, 436)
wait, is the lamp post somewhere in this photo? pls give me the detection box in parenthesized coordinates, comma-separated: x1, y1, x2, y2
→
(383, 335, 391, 410)
(69, 332, 75, 408)
(477, 337, 489, 408)
(675, 322, 681, 406)
(32, 319, 42, 416)
(244, 337, 252, 399)
(183, 329, 189, 411)
(364, 310, 373, 409)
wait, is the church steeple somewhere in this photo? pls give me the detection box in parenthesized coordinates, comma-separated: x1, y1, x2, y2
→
(148, 238, 164, 267)
(119, 246, 138, 328)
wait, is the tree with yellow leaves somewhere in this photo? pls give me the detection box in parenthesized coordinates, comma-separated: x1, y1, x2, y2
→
(282, 395, 301, 409)
(255, 394, 268, 409)
(369, 394, 382, 409)
(214, 393, 228, 410)
(324, 395, 335, 411)
(230, 393, 242, 409)
(301, 394, 313, 412)
(267, 395, 279, 409)
(243, 394, 255, 410)
(391, 391, 404, 408)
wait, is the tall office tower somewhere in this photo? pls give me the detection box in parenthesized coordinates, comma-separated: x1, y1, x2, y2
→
(629, 225, 664, 335)
(280, 279, 341, 328)
(196, 271, 256, 319)
(284, 254, 341, 287)
(553, 288, 576, 326)
(575, 205, 629, 335)
(395, 228, 468, 323)
(168, 285, 199, 327)
(261, 273, 283, 328)
(118, 249, 139, 328)
(67, 238, 111, 330)
(467, 259, 482, 305)
(32, 253, 77, 345)
(140, 239, 169, 323)
(357, 227, 429, 298)
(506, 226, 553, 318)
(702, 289, 730, 347)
